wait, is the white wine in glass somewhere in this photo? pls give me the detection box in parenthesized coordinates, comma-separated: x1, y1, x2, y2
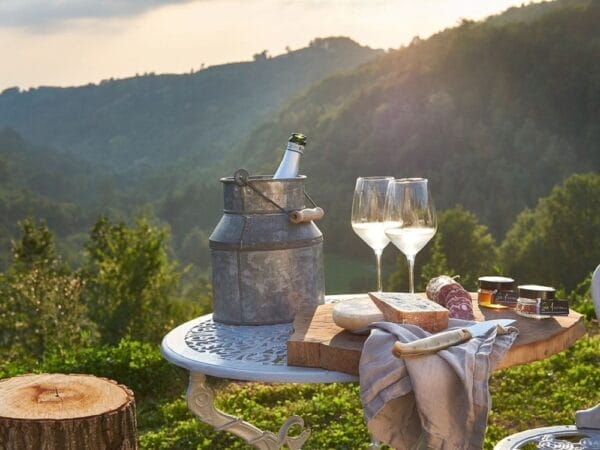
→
(384, 178, 437, 294)
(351, 176, 394, 292)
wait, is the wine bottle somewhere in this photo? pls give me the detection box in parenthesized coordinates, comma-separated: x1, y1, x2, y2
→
(273, 132, 307, 179)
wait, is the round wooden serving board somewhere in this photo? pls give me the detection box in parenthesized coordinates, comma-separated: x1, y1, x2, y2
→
(287, 294, 586, 376)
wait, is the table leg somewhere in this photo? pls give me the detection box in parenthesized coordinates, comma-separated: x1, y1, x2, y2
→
(186, 372, 311, 449)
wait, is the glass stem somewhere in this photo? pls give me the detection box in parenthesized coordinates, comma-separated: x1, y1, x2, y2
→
(406, 255, 415, 294)
(374, 249, 383, 292)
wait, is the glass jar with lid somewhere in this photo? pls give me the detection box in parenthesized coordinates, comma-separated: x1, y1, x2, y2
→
(477, 276, 517, 309)
(515, 284, 556, 319)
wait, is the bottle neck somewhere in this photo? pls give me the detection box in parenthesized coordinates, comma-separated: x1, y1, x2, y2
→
(286, 141, 304, 155)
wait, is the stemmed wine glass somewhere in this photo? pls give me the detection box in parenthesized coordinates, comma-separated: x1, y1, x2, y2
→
(351, 176, 394, 292)
(384, 178, 437, 293)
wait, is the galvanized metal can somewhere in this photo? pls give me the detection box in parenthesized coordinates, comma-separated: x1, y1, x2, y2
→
(209, 173, 325, 325)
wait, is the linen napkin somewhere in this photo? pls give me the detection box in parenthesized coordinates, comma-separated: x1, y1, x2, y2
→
(359, 319, 518, 450)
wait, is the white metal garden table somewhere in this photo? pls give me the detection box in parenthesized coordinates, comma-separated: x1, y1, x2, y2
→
(160, 295, 357, 450)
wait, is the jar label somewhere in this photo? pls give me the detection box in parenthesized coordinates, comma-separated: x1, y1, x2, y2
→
(492, 291, 519, 306)
(539, 299, 569, 315)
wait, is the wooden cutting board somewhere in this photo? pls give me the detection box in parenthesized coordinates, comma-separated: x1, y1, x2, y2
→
(286, 294, 586, 376)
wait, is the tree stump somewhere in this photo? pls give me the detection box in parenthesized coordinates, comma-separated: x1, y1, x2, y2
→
(0, 373, 137, 450)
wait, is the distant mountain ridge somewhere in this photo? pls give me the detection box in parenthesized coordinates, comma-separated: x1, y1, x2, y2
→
(0, 37, 381, 174)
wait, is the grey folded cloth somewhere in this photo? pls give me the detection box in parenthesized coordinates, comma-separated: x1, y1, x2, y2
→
(359, 319, 519, 450)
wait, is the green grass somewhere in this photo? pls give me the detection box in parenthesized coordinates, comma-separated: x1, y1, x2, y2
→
(136, 322, 599, 449)
(3, 325, 596, 449)
(485, 324, 600, 448)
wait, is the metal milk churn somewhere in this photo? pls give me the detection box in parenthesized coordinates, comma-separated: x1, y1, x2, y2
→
(209, 169, 325, 325)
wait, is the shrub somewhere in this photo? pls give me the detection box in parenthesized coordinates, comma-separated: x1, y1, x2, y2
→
(0, 339, 187, 402)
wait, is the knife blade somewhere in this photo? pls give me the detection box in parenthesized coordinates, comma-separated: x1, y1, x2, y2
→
(392, 319, 515, 358)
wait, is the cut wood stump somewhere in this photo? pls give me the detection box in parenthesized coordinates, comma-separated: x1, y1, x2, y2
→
(0, 373, 137, 450)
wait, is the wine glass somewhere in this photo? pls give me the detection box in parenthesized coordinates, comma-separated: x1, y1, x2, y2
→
(351, 176, 394, 292)
(384, 178, 437, 293)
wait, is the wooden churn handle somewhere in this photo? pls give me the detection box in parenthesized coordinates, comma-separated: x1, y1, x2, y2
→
(289, 207, 325, 224)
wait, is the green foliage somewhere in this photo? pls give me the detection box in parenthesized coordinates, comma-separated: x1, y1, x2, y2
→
(139, 382, 381, 450)
(11, 218, 57, 270)
(419, 236, 451, 286)
(2, 334, 596, 449)
(1, 3, 599, 276)
(485, 329, 600, 448)
(0, 338, 187, 402)
(566, 271, 596, 321)
(136, 332, 599, 449)
(0, 220, 95, 364)
(0, 128, 94, 242)
(388, 205, 497, 292)
(239, 0, 600, 263)
(0, 268, 95, 364)
(430, 205, 498, 290)
(500, 173, 600, 291)
(42, 339, 187, 400)
(0, 215, 210, 369)
(177, 226, 211, 268)
(0, 39, 380, 176)
(324, 253, 383, 294)
(0, 212, 596, 449)
(82, 215, 198, 344)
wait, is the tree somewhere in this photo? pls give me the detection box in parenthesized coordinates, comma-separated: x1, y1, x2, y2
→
(253, 50, 269, 61)
(11, 218, 57, 270)
(179, 227, 210, 268)
(419, 236, 452, 286)
(499, 173, 600, 291)
(431, 205, 498, 290)
(0, 220, 94, 363)
(0, 269, 93, 362)
(82, 216, 188, 344)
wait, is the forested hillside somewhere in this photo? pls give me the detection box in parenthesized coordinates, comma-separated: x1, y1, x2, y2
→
(0, 37, 381, 267)
(0, 0, 598, 279)
(0, 37, 380, 179)
(0, 128, 97, 268)
(237, 0, 599, 246)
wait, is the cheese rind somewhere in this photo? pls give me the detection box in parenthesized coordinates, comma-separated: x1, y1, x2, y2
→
(368, 292, 449, 332)
(332, 296, 384, 333)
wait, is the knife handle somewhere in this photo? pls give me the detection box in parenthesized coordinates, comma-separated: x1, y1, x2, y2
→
(392, 328, 472, 358)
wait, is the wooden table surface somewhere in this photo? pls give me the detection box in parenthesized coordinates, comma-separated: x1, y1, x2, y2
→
(287, 294, 587, 376)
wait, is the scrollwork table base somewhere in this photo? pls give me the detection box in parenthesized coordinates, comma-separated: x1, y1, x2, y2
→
(161, 298, 357, 449)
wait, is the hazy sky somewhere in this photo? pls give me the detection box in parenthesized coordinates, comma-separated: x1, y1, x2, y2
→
(1, 0, 541, 91)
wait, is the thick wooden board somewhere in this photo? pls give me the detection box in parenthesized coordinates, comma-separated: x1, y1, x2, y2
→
(287, 294, 586, 376)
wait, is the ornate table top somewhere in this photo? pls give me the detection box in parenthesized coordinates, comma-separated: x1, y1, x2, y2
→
(160, 295, 358, 383)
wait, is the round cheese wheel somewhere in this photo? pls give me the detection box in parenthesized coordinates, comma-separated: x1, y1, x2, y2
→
(332, 295, 384, 333)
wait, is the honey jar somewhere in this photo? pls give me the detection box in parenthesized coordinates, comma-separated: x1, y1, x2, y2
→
(477, 276, 517, 309)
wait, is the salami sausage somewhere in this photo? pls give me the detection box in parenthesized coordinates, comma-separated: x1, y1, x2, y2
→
(426, 275, 475, 320)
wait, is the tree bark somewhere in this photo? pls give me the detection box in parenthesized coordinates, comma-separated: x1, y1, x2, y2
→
(0, 373, 137, 450)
